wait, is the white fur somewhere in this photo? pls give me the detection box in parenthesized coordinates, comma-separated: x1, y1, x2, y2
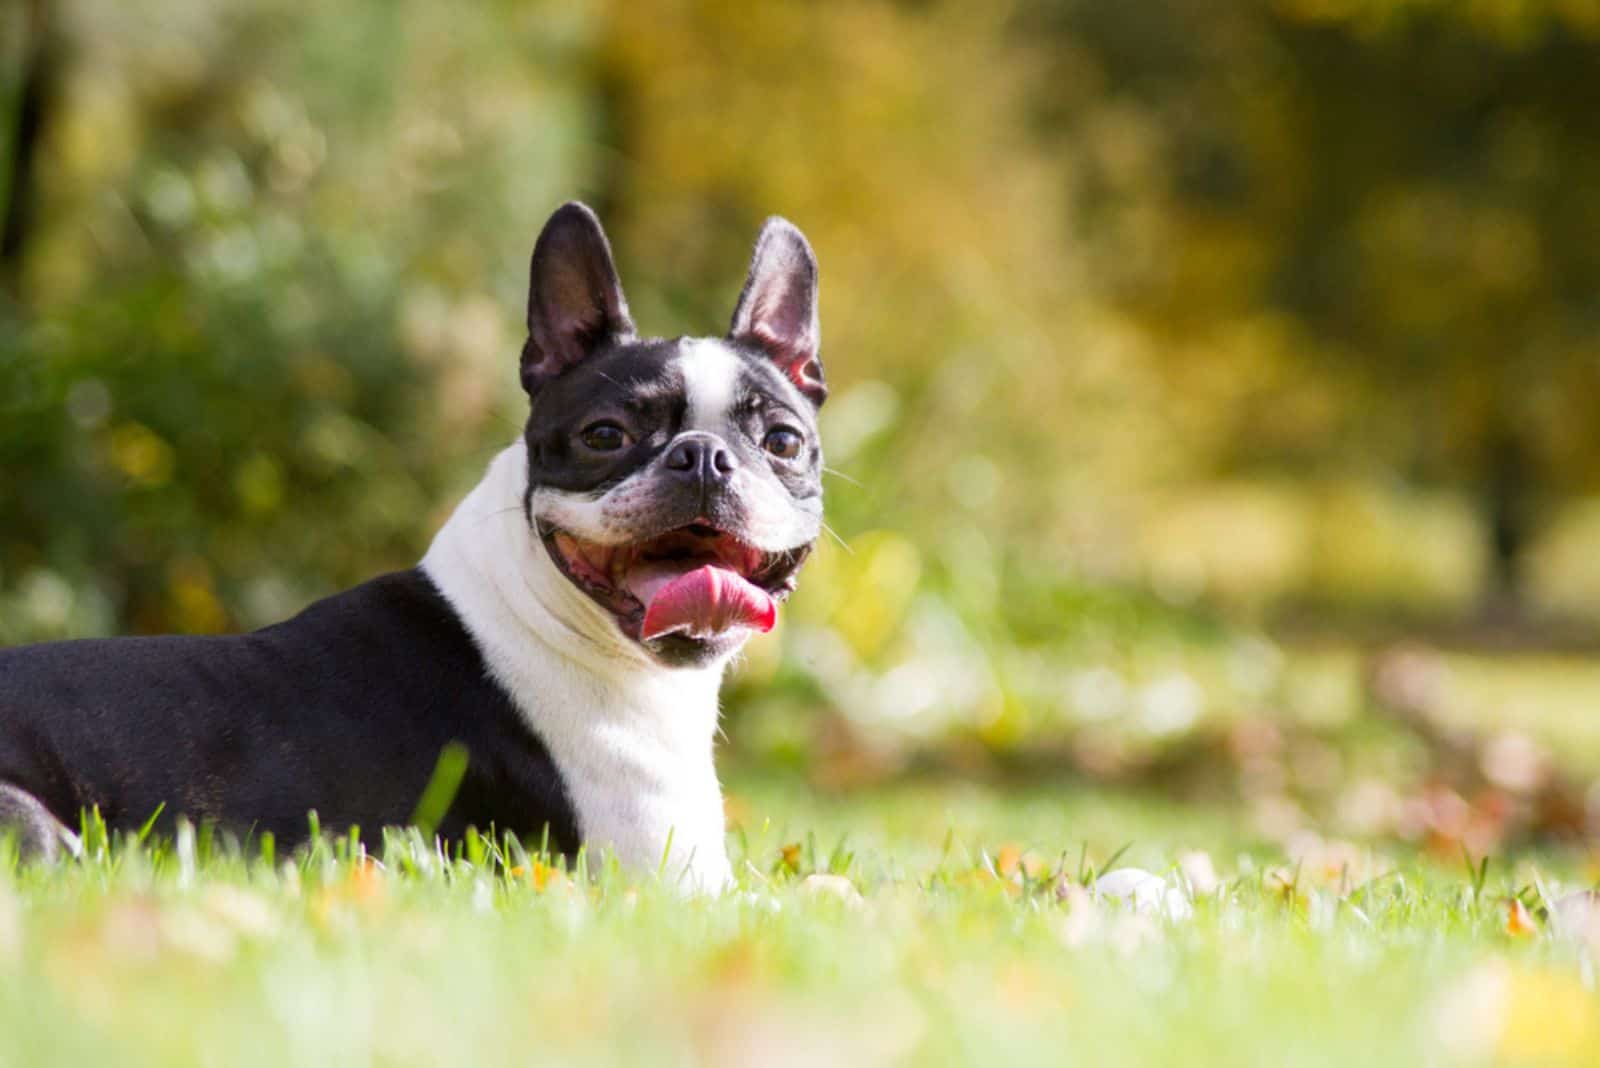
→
(528, 474, 670, 547)
(679, 338, 744, 430)
(421, 443, 735, 893)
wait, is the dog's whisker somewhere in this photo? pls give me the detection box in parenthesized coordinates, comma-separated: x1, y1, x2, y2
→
(485, 410, 524, 434)
(821, 465, 861, 488)
(819, 520, 852, 554)
(475, 505, 529, 522)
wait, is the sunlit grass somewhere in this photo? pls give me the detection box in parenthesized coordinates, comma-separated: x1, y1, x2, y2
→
(3, 778, 1600, 1067)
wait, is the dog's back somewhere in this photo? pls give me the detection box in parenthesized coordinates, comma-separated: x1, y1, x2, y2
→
(0, 570, 579, 852)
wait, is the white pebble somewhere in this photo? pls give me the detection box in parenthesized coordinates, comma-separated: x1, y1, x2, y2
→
(1094, 867, 1193, 921)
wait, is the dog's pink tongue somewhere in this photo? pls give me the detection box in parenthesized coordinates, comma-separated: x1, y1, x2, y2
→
(634, 564, 776, 642)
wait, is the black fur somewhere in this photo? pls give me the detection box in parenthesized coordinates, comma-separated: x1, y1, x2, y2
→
(0, 569, 579, 854)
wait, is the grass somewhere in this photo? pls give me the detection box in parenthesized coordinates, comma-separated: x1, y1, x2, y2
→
(3, 771, 1599, 1067)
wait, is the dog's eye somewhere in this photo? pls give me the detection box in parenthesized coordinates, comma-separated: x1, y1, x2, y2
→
(762, 426, 804, 460)
(580, 422, 630, 452)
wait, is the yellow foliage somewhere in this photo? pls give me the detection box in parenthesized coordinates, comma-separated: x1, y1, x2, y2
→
(1498, 968, 1600, 1061)
(107, 423, 176, 488)
(794, 531, 922, 661)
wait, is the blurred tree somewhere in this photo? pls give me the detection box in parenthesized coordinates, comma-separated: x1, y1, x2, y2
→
(7, 0, 1600, 656)
(0, 0, 595, 640)
(1, 0, 58, 296)
(1024, 0, 1600, 615)
(592, 0, 1171, 577)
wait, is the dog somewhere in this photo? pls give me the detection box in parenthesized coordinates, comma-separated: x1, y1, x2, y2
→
(0, 202, 826, 892)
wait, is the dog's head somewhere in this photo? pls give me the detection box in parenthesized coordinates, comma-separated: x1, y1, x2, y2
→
(518, 203, 825, 668)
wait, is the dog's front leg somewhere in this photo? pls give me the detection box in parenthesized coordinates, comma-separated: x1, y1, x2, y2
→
(670, 838, 735, 896)
(575, 769, 734, 895)
(611, 813, 734, 896)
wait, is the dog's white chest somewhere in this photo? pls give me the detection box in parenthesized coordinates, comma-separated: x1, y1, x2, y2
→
(549, 698, 733, 891)
(421, 444, 734, 892)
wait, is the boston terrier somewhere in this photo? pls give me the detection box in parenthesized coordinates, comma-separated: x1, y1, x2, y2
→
(0, 202, 826, 892)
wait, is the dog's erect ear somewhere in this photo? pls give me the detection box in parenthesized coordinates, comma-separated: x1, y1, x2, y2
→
(729, 217, 825, 407)
(521, 202, 636, 395)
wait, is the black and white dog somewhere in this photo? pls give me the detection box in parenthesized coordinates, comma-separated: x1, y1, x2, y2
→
(0, 202, 826, 891)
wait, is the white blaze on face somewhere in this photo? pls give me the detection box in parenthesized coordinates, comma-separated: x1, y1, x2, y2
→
(678, 339, 744, 430)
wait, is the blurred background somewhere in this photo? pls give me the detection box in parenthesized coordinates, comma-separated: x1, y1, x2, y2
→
(5, 0, 1600, 857)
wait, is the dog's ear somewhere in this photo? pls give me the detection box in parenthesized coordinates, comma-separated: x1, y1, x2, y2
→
(729, 217, 825, 407)
(522, 202, 636, 395)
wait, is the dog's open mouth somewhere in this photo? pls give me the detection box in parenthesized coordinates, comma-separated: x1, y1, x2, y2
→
(540, 522, 810, 643)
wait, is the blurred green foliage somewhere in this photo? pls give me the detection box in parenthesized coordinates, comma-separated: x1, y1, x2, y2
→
(1, 0, 594, 639)
(4, 0, 1600, 761)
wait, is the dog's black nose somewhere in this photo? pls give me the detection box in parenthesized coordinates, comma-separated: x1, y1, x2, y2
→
(664, 432, 737, 487)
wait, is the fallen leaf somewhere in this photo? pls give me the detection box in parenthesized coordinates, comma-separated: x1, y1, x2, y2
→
(995, 844, 1022, 878)
(518, 860, 571, 893)
(349, 856, 385, 903)
(1504, 898, 1537, 938)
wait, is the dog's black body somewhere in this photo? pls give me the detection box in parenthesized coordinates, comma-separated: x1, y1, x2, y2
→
(0, 569, 579, 853)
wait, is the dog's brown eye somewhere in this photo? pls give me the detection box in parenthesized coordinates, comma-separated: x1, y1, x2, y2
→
(580, 422, 630, 452)
(763, 426, 803, 460)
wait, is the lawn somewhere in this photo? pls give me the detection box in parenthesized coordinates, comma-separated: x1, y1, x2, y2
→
(3, 764, 1598, 1068)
